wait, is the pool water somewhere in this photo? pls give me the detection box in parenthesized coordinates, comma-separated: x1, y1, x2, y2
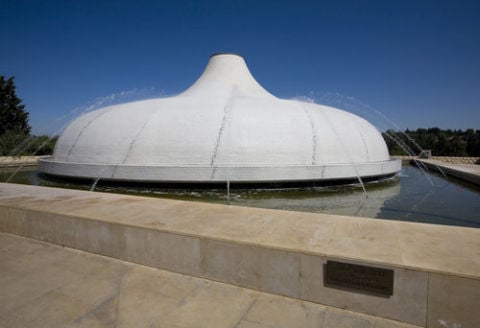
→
(2, 165, 479, 228)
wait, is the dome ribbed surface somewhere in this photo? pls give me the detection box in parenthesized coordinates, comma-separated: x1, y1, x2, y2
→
(39, 54, 400, 183)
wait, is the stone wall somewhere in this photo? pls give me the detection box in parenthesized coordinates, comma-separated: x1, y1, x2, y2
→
(392, 156, 480, 165)
(0, 156, 48, 168)
(430, 156, 480, 165)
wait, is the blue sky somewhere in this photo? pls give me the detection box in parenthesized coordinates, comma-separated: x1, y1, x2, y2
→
(1, 0, 479, 135)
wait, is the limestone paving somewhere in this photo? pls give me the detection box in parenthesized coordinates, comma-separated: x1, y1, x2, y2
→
(0, 232, 419, 328)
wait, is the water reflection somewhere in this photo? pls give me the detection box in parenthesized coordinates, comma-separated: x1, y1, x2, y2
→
(218, 181, 401, 219)
(378, 167, 480, 227)
(1, 166, 479, 228)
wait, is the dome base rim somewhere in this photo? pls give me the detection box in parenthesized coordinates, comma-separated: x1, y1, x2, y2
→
(38, 158, 401, 185)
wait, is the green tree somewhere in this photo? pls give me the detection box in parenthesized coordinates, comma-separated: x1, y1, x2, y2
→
(0, 130, 28, 156)
(383, 128, 480, 157)
(0, 76, 31, 137)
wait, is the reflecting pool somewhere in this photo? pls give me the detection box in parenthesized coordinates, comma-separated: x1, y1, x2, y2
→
(1, 165, 479, 228)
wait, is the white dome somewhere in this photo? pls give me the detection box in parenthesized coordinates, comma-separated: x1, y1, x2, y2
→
(39, 53, 400, 184)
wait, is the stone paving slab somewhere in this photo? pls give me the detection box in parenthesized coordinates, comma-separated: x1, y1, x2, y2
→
(0, 232, 419, 328)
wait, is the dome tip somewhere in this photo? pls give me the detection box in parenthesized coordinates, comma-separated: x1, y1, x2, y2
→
(210, 52, 244, 59)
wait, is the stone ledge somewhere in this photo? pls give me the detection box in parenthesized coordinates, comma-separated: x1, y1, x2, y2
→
(430, 156, 480, 165)
(391, 155, 480, 165)
(415, 159, 480, 186)
(0, 156, 48, 168)
(1, 183, 479, 327)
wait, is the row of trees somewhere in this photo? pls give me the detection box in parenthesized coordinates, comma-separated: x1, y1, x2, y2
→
(382, 128, 480, 157)
(0, 75, 57, 156)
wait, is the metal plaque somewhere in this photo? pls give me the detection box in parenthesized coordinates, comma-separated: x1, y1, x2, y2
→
(324, 260, 394, 297)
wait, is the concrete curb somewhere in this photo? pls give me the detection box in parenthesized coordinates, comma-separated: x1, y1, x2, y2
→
(414, 159, 480, 186)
